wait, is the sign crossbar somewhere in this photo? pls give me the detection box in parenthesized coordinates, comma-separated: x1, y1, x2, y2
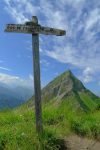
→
(5, 24, 66, 36)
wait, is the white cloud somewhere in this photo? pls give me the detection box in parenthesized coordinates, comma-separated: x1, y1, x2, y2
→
(3, 0, 100, 83)
(85, 8, 100, 31)
(40, 59, 50, 67)
(58, 0, 85, 7)
(41, 0, 100, 82)
(0, 66, 11, 71)
(4, 1, 26, 23)
(0, 73, 33, 88)
(29, 74, 33, 80)
(4, 0, 40, 23)
(80, 67, 94, 83)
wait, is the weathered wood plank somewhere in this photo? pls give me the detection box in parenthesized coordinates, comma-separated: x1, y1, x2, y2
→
(39, 26, 66, 36)
(5, 24, 66, 36)
(32, 34, 43, 133)
(5, 24, 39, 34)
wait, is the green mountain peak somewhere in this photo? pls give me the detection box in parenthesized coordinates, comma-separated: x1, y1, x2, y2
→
(28, 70, 100, 111)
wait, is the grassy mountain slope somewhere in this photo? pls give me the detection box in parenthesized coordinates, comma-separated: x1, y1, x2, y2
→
(0, 100, 100, 150)
(28, 70, 100, 111)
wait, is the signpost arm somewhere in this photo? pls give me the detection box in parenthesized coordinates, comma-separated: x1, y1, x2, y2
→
(32, 33, 43, 133)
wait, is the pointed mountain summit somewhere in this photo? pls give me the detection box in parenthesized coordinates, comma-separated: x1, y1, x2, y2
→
(41, 70, 99, 111)
(42, 70, 85, 100)
(27, 70, 100, 111)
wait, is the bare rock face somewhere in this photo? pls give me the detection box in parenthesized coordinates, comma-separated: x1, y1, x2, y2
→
(42, 70, 85, 101)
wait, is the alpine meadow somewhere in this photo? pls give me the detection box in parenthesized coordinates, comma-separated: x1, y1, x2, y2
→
(0, 71, 100, 150)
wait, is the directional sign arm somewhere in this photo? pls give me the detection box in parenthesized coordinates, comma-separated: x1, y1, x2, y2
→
(4, 24, 39, 34)
(39, 26, 66, 36)
(5, 24, 66, 36)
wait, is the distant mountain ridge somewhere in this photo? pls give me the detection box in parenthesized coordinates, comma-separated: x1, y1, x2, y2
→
(28, 70, 100, 111)
(0, 84, 33, 109)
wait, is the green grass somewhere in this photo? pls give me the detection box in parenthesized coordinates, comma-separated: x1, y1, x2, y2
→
(0, 100, 100, 150)
(79, 92, 99, 110)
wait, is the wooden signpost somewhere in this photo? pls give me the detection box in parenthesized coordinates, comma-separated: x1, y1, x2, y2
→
(5, 16, 66, 134)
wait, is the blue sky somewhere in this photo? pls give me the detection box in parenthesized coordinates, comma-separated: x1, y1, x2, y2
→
(0, 0, 100, 95)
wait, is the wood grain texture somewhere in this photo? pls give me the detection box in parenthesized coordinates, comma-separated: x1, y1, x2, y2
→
(32, 34, 43, 133)
(5, 24, 66, 36)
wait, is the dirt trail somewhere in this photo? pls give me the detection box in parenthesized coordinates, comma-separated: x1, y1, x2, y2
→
(65, 135, 100, 150)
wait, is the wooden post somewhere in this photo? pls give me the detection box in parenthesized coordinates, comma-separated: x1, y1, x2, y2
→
(32, 34, 43, 133)
(32, 17, 43, 133)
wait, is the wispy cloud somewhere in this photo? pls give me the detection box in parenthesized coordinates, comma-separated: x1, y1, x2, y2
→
(85, 8, 100, 31)
(40, 59, 50, 67)
(79, 67, 94, 83)
(41, 0, 100, 83)
(3, 0, 100, 83)
(4, 0, 40, 23)
(0, 66, 11, 71)
(0, 73, 33, 88)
